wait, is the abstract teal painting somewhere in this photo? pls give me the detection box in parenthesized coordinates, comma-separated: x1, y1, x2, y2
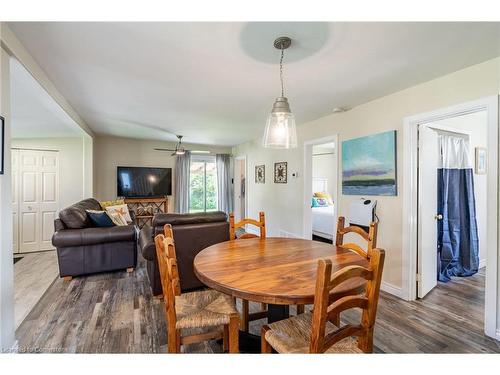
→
(342, 130, 397, 196)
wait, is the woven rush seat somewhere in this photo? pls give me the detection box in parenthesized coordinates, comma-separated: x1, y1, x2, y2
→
(264, 312, 362, 354)
(175, 289, 239, 330)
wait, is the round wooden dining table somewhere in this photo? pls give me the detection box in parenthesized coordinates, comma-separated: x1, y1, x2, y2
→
(194, 237, 368, 352)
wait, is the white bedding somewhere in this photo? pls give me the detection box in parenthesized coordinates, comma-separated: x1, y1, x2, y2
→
(312, 205, 335, 239)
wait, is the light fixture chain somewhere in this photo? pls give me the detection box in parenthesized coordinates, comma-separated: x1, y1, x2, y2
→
(280, 45, 285, 97)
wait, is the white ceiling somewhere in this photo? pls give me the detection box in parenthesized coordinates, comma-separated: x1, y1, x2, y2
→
(10, 57, 85, 139)
(8, 22, 500, 146)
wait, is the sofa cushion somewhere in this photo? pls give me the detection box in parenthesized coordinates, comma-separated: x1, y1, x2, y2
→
(59, 198, 102, 229)
(153, 211, 227, 228)
(52, 224, 136, 247)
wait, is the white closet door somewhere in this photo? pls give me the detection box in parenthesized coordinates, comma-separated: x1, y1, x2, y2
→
(12, 149, 20, 254)
(417, 125, 439, 298)
(39, 151, 59, 250)
(19, 149, 59, 253)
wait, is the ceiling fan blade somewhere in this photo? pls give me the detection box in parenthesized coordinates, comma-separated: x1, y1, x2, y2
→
(154, 148, 176, 152)
(171, 151, 176, 157)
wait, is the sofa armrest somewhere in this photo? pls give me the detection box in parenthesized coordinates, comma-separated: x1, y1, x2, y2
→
(52, 225, 136, 248)
(139, 224, 156, 261)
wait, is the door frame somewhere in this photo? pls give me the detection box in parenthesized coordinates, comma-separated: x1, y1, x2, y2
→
(302, 135, 339, 239)
(402, 96, 499, 339)
(233, 155, 248, 222)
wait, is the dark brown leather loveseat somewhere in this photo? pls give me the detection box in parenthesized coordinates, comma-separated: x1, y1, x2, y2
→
(139, 211, 229, 296)
(52, 198, 138, 279)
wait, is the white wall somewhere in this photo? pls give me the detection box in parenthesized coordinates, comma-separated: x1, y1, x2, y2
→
(11, 137, 87, 210)
(433, 111, 488, 267)
(312, 146, 336, 199)
(0, 45, 15, 350)
(94, 136, 231, 212)
(233, 57, 500, 291)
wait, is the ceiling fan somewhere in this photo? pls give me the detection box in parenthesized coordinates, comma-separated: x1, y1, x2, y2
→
(154, 135, 210, 156)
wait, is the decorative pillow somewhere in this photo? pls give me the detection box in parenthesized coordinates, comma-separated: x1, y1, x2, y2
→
(107, 211, 128, 226)
(311, 197, 329, 207)
(86, 210, 115, 227)
(105, 204, 132, 223)
(100, 199, 125, 209)
(314, 191, 333, 205)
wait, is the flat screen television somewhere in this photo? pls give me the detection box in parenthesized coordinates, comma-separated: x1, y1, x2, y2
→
(117, 166, 172, 198)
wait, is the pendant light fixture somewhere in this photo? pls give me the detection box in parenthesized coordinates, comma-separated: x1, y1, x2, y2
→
(262, 36, 298, 149)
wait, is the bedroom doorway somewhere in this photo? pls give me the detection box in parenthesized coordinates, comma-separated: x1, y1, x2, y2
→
(303, 135, 339, 242)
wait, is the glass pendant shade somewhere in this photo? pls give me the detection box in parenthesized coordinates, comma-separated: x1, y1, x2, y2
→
(262, 97, 298, 148)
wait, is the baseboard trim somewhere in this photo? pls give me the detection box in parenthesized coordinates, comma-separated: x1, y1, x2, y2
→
(479, 259, 487, 269)
(381, 281, 403, 299)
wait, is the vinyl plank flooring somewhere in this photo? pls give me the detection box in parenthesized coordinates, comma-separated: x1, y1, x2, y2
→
(15, 258, 500, 353)
(14, 251, 59, 328)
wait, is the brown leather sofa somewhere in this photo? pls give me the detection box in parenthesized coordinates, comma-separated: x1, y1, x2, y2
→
(52, 198, 137, 279)
(139, 211, 229, 296)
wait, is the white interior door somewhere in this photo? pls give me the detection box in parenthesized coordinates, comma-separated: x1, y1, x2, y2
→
(12, 149, 20, 254)
(39, 151, 59, 250)
(18, 149, 59, 253)
(417, 125, 439, 298)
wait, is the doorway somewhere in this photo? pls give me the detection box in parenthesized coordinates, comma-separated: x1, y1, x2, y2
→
(403, 97, 499, 339)
(233, 156, 247, 222)
(303, 135, 339, 241)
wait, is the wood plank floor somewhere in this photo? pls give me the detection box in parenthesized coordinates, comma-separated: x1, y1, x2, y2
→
(15, 256, 500, 353)
(14, 251, 59, 329)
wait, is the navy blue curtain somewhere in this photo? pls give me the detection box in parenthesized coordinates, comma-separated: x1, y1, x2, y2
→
(437, 168, 479, 282)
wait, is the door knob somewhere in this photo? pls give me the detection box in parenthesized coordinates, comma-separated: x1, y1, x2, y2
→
(434, 214, 443, 220)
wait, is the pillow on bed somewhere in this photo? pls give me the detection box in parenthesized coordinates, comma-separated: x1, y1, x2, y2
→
(314, 191, 333, 205)
(312, 197, 329, 207)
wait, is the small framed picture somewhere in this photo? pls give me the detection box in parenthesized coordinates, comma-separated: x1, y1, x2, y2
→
(475, 147, 487, 175)
(255, 165, 265, 183)
(274, 162, 287, 183)
(0, 116, 4, 175)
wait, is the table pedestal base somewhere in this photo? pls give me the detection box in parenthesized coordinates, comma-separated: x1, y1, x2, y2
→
(237, 304, 290, 353)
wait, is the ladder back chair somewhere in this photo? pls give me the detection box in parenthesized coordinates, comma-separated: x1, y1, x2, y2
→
(261, 248, 385, 354)
(228, 212, 269, 331)
(335, 216, 378, 259)
(228, 212, 305, 331)
(155, 224, 240, 353)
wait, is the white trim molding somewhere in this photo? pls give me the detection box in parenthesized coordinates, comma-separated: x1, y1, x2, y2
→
(381, 282, 403, 299)
(402, 96, 499, 340)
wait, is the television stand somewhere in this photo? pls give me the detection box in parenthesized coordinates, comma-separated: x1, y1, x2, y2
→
(124, 197, 169, 229)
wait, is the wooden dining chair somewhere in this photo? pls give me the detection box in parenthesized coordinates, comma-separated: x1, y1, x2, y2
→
(155, 225, 240, 353)
(261, 248, 385, 354)
(335, 216, 378, 259)
(228, 211, 270, 331)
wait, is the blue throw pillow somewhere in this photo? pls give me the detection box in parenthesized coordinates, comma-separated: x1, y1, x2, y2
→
(86, 210, 115, 227)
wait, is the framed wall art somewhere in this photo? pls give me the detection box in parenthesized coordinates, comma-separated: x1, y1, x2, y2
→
(274, 161, 287, 183)
(255, 164, 265, 183)
(342, 130, 397, 196)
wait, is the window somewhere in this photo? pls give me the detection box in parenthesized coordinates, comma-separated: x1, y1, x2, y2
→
(189, 156, 218, 213)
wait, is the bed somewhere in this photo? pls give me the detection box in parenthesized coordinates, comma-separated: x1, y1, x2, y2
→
(312, 177, 336, 240)
(312, 205, 335, 240)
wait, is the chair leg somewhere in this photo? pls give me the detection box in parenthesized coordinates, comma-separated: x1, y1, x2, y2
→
(261, 325, 273, 353)
(63, 276, 72, 281)
(229, 314, 239, 354)
(168, 329, 180, 353)
(358, 327, 374, 353)
(296, 304, 305, 315)
(223, 324, 229, 352)
(241, 299, 249, 332)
